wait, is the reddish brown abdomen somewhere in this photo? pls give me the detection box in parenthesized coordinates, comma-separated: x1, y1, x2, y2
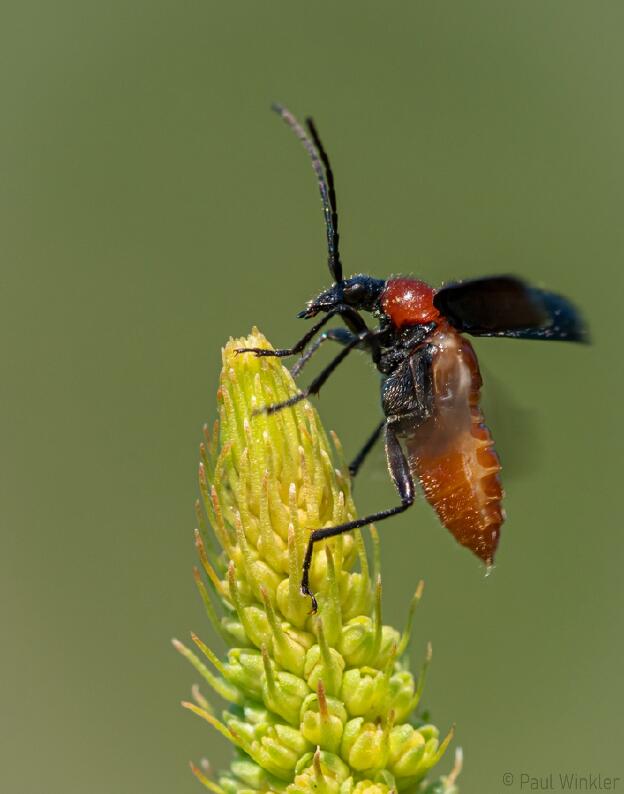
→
(405, 325, 504, 564)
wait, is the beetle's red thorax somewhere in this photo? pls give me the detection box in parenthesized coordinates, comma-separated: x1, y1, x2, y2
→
(380, 278, 440, 328)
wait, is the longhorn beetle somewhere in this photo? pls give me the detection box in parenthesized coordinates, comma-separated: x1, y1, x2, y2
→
(238, 104, 587, 612)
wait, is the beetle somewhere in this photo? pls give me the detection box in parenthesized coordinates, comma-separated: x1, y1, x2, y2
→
(238, 104, 587, 612)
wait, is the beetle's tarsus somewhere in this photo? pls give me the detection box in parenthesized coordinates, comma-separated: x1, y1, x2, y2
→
(235, 347, 278, 358)
(301, 584, 318, 614)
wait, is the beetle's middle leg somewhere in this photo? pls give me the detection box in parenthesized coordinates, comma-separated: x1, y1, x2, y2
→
(348, 419, 386, 478)
(256, 331, 373, 415)
(291, 327, 358, 376)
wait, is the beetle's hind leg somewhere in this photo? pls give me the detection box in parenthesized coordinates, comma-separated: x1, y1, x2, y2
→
(301, 423, 415, 612)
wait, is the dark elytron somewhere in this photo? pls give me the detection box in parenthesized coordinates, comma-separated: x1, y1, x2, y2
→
(238, 105, 587, 612)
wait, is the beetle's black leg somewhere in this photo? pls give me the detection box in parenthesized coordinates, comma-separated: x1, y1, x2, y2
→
(289, 313, 376, 378)
(341, 310, 381, 366)
(257, 331, 372, 415)
(348, 419, 386, 478)
(291, 327, 356, 377)
(236, 305, 372, 360)
(301, 424, 415, 612)
(236, 308, 343, 359)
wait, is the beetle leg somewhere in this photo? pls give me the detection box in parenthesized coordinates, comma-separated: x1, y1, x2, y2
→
(301, 423, 415, 612)
(291, 327, 357, 376)
(235, 308, 343, 359)
(348, 419, 386, 478)
(235, 305, 373, 360)
(256, 331, 373, 415)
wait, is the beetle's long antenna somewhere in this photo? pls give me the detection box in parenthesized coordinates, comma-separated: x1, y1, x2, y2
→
(305, 116, 341, 282)
(272, 103, 343, 284)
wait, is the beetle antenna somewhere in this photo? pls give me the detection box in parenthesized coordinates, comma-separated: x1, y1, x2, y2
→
(305, 116, 341, 282)
(272, 103, 343, 284)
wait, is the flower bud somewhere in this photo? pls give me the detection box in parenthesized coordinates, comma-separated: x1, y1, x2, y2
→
(261, 646, 309, 725)
(226, 713, 310, 780)
(388, 722, 454, 782)
(340, 715, 393, 772)
(304, 641, 344, 697)
(223, 648, 264, 700)
(386, 668, 417, 723)
(299, 683, 347, 753)
(351, 777, 396, 794)
(340, 666, 386, 717)
(288, 749, 350, 794)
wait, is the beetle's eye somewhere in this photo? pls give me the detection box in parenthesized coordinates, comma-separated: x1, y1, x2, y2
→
(343, 281, 366, 304)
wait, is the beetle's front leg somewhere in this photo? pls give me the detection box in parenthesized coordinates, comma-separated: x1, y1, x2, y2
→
(235, 308, 343, 360)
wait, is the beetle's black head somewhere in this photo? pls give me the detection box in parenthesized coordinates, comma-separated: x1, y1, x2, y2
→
(298, 274, 385, 318)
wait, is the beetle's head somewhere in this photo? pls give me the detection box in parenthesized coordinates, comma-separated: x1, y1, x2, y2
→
(298, 274, 385, 318)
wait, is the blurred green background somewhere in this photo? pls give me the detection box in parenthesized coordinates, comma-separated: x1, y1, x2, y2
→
(2, 2, 622, 792)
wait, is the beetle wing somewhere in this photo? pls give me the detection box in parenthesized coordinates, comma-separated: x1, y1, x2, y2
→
(433, 275, 587, 342)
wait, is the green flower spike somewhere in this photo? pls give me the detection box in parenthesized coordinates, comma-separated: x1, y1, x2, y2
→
(174, 328, 461, 793)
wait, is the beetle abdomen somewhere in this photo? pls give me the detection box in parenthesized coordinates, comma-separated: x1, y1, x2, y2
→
(404, 326, 504, 564)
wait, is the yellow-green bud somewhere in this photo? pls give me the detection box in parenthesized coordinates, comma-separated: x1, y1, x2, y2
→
(340, 666, 386, 718)
(386, 669, 417, 723)
(289, 750, 350, 794)
(350, 783, 393, 794)
(304, 641, 344, 696)
(299, 684, 347, 753)
(340, 715, 393, 773)
(174, 330, 459, 793)
(223, 648, 264, 700)
(225, 714, 310, 780)
(388, 723, 455, 784)
(261, 646, 309, 726)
